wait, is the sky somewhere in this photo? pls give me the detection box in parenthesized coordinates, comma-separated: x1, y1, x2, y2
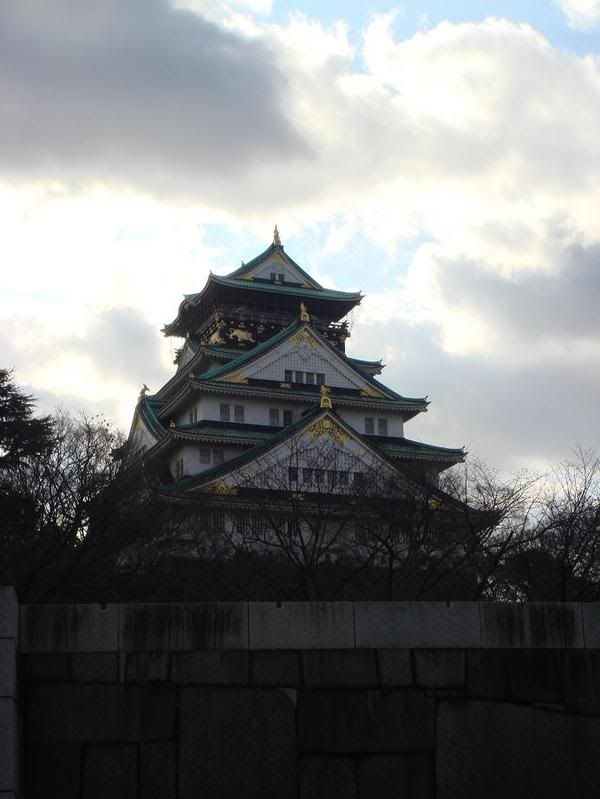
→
(2, 0, 600, 476)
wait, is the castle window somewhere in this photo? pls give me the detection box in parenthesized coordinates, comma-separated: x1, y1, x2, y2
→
(294, 371, 304, 383)
(353, 472, 365, 487)
(270, 272, 277, 282)
(212, 450, 224, 465)
(220, 403, 230, 422)
(364, 417, 375, 435)
(278, 273, 284, 282)
(189, 408, 197, 424)
(377, 418, 388, 436)
(199, 448, 211, 464)
(269, 408, 280, 426)
(302, 468, 313, 484)
(234, 404, 245, 423)
(316, 373, 325, 385)
(175, 458, 184, 478)
(327, 469, 336, 487)
(338, 471, 349, 485)
(284, 370, 293, 382)
(283, 409, 293, 426)
(305, 372, 315, 385)
(288, 467, 298, 484)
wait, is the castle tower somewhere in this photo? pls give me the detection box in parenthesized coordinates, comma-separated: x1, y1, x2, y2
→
(122, 230, 464, 495)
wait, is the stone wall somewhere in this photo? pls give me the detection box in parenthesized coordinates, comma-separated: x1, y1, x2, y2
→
(4, 597, 600, 797)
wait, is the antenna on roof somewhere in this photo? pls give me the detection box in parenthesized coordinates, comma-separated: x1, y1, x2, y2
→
(273, 225, 281, 247)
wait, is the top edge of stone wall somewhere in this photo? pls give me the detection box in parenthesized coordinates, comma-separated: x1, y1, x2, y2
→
(14, 600, 598, 653)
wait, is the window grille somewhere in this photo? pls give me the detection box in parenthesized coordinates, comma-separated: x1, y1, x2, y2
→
(365, 417, 375, 434)
(377, 418, 388, 436)
(234, 405, 245, 423)
(220, 403, 230, 422)
(212, 450, 224, 465)
(199, 448, 211, 464)
(269, 408, 280, 426)
(283, 409, 293, 426)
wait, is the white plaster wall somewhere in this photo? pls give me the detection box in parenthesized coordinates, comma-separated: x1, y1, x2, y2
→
(169, 443, 246, 479)
(337, 408, 405, 438)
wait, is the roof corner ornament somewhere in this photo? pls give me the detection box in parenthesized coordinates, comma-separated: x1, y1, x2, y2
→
(139, 384, 149, 399)
(169, 419, 176, 429)
(320, 384, 333, 409)
(300, 302, 310, 322)
(273, 224, 281, 247)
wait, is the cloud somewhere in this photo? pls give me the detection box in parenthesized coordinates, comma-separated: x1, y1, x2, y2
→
(557, 0, 600, 30)
(0, 0, 306, 199)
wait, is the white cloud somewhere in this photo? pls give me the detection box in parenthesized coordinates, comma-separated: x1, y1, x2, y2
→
(557, 0, 600, 30)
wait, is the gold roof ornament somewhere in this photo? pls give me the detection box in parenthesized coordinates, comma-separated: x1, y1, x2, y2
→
(273, 224, 281, 246)
(320, 384, 333, 409)
(169, 419, 176, 429)
(300, 302, 310, 322)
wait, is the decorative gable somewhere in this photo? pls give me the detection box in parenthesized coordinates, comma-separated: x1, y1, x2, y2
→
(220, 326, 386, 396)
(237, 249, 320, 288)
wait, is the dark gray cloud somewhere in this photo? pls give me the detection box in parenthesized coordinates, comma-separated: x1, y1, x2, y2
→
(432, 241, 600, 344)
(0, 0, 307, 196)
(351, 317, 600, 473)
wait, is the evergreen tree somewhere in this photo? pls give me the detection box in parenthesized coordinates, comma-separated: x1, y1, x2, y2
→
(0, 369, 53, 470)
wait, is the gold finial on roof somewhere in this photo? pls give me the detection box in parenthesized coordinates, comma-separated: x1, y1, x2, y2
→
(273, 224, 281, 246)
(300, 302, 310, 322)
(320, 384, 333, 409)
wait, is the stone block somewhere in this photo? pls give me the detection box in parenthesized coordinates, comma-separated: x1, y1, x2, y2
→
(120, 602, 248, 651)
(581, 603, 600, 648)
(0, 640, 16, 697)
(72, 653, 119, 682)
(0, 587, 18, 638)
(26, 683, 176, 742)
(82, 744, 138, 799)
(179, 687, 296, 799)
(25, 744, 82, 799)
(377, 649, 413, 687)
(249, 602, 354, 649)
(564, 651, 600, 714)
(297, 689, 435, 753)
(20, 604, 118, 652)
(480, 602, 584, 648)
(358, 754, 435, 799)
(466, 650, 507, 700)
(437, 700, 600, 798)
(415, 649, 465, 688)
(251, 651, 301, 687)
(0, 699, 18, 792)
(506, 650, 563, 703)
(354, 602, 481, 648)
(23, 653, 70, 682)
(125, 652, 170, 683)
(300, 757, 357, 799)
(171, 651, 248, 685)
(303, 650, 377, 687)
(141, 742, 177, 799)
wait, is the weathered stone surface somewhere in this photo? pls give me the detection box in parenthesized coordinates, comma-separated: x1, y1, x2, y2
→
(359, 754, 435, 799)
(437, 700, 600, 798)
(297, 689, 435, 753)
(564, 651, 600, 714)
(25, 745, 82, 799)
(82, 744, 138, 799)
(0, 587, 18, 638)
(506, 650, 563, 703)
(26, 683, 176, 742)
(21, 604, 118, 653)
(377, 649, 413, 687)
(125, 652, 170, 683)
(23, 653, 70, 682)
(0, 699, 18, 792)
(414, 649, 465, 688)
(179, 687, 296, 798)
(71, 653, 119, 683)
(171, 651, 248, 684)
(355, 602, 481, 648)
(303, 650, 377, 687)
(120, 602, 248, 651)
(0, 640, 16, 697)
(481, 603, 584, 648)
(141, 742, 177, 799)
(300, 757, 357, 799)
(466, 650, 507, 700)
(249, 602, 354, 649)
(251, 651, 301, 687)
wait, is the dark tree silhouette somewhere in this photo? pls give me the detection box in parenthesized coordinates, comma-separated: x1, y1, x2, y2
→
(0, 368, 53, 470)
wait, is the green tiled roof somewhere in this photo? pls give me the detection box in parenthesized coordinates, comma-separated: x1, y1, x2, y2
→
(186, 274, 362, 303)
(226, 243, 323, 289)
(371, 435, 465, 463)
